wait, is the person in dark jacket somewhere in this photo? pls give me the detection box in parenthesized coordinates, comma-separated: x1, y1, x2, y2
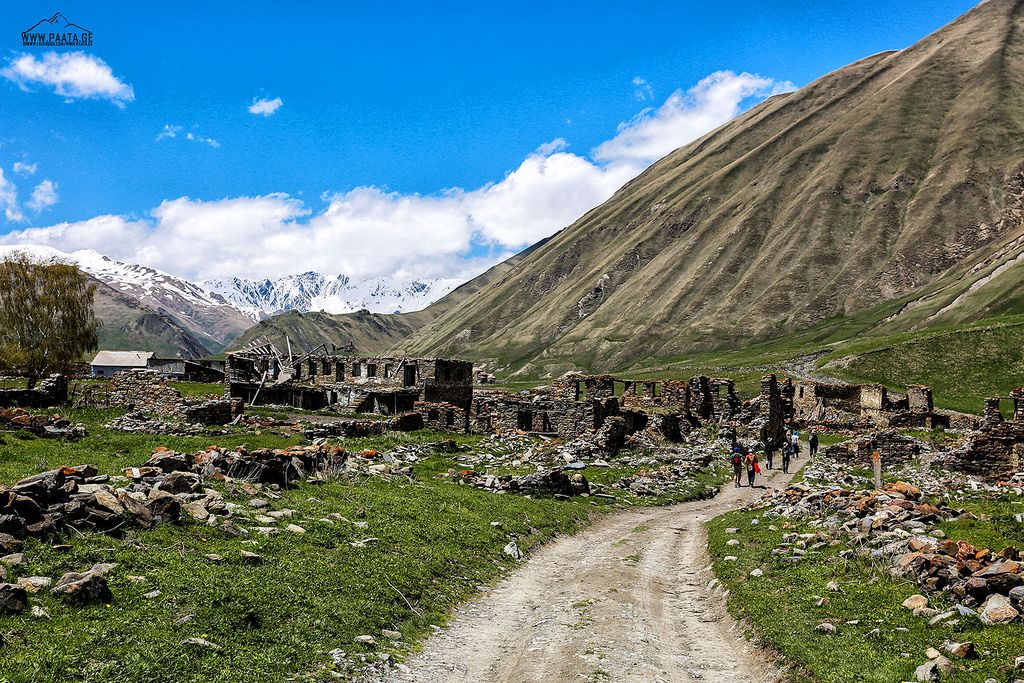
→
(781, 441, 793, 474)
(809, 430, 819, 458)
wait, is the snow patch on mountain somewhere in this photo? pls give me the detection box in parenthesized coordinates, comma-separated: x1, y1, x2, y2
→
(0, 244, 228, 308)
(200, 272, 460, 320)
(0, 244, 459, 322)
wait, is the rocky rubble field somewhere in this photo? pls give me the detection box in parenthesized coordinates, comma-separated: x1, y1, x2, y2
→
(717, 453, 1024, 682)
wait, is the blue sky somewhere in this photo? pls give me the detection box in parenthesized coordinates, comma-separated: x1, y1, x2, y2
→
(0, 0, 980, 282)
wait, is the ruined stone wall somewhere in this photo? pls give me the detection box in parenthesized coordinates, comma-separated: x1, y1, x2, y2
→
(414, 401, 469, 433)
(793, 382, 862, 421)
(941, 397, 1024, 480)
(689, 376, 715, 420)
(907, 385, 934, 414)
(822, 430, 923, 466)
(661, 380, 690, 409)
(470, 390, 614, 439)
(111, 370, 238, 425)
(859, 384, 887, 412)
(550, 373, 583, 401)
(0, 374, 67, 408)
(758, 374, 791, 449)
(583, 375, 615, 400)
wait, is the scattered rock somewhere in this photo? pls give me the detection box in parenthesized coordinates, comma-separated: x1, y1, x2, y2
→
(240, 551, 262, 565)
(941, 641, 975, 659)
(815, 622, 836, 634)
(903, 594, 929, 610)
(0, 583, 28, 614)
(181, 637, 222, 652)
(52, 565, 114, 605)
(0, 553, 27, 568)
(503, 541, 524, 561)
(980, 594, 1020, 625)
(914, 660, 938, 681)
(16, 576, 51, 593)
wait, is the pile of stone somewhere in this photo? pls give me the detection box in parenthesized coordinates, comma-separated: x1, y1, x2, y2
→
(822, 429, 930, 465)
(442, 467, 590, 497)
(0, 408, 85, 439)
(612, 457, 717, 497)
(138, 443, 415, 489)
(106, 412, 227, 436)
(299, 418, 391, 440)
(893, 539, 1022, 623)
(0, 464, 181, 542)
(1, 561, 118, 616)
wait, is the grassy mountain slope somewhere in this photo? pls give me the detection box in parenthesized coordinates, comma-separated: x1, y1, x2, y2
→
(390, 0, 1024, 377)
(226, 239, 549, 355)
(91, 278, 213, 357)
(226, 309, 430, 355)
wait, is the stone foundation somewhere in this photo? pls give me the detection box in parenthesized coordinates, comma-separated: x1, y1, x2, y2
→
(110, 370, 239, 425)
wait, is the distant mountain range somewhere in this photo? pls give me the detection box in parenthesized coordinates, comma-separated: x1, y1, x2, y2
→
(200, 272, 461, 321)
(0, 245, 458, 357)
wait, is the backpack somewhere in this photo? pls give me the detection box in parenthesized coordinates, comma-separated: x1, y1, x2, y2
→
(731, 453, 742, 465)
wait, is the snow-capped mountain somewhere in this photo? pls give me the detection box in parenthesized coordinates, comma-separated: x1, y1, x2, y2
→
(200, 272, 461, 320)
(0, 245, 255, 352)
(0, 245, 462, 354)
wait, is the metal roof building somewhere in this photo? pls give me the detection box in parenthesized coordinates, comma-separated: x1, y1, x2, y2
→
(90, 351, 154, 377)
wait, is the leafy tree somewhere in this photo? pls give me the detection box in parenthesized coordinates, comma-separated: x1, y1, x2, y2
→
(0, 251, 100, 387)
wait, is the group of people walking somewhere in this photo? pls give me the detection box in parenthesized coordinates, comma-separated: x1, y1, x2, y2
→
(729, 428, 819, 488)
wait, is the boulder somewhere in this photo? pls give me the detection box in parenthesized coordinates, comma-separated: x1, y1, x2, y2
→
(903, 594, 929, 610)
(145, 490, 181, 523)
(52, 565, 114, 605)
(980, 594, 1020, 625)
(0, 582, 28, 614)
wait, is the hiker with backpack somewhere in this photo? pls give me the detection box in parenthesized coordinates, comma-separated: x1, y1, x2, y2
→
(809, 430, 819, 458)
(781, 441, 792, 474)
(745, 448, 760, 487)
(765, 444, 774, 470)
(730, 445, 744, 487)
(790, 429, 800, 458)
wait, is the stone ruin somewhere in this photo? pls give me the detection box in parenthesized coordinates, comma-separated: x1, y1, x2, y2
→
(0, 374, 68, 409)
(792, 380, 978, 430)
(225, 345, 473, 416)
(110, 369, 240, 426)
(469, 372, 745, 456)
(934, 391, 1024, 481)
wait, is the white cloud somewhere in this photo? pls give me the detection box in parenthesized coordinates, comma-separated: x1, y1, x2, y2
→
(156, 125, 220, 148)
(12, 161, 37, 176)
(1, 71, 795, 282)
(595, 71, 795, 165)
(0, 168, 23, 223)
(632, 76, 654, 101)
(27, 179, 58, 212)
(185, 132, 220, 148)
(156, 124, 182, 141)
(248, 96, 283, 116)
(1, 51, 134, 107)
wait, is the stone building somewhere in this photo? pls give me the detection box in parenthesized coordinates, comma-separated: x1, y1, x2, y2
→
(225, 349, 473, 415)
(940, 391, 1024, 480)
(792, 379, 973, 430)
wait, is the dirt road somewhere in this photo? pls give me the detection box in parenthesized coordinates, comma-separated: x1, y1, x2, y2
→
(391, 465, 795, 683)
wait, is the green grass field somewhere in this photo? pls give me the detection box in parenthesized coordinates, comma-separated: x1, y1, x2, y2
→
(707, 501, 1024, 682)
(0, 406, 724, 682)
